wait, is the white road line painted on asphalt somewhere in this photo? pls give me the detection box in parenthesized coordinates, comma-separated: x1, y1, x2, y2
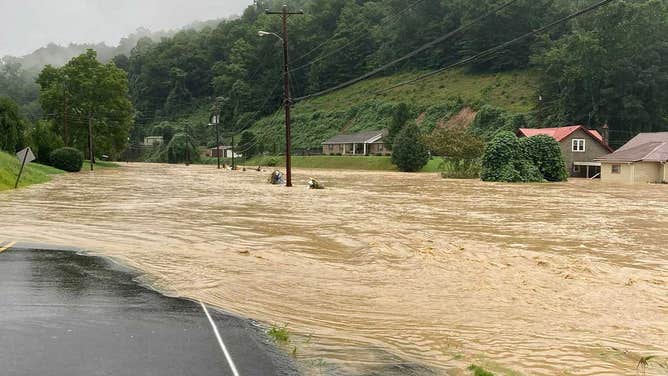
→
(0, 241, 16, 253)
(200, 302, 241, 376)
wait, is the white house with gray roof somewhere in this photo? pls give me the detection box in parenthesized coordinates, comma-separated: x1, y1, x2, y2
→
(322, 129, 390, 156)
(597, 132, 668, 183)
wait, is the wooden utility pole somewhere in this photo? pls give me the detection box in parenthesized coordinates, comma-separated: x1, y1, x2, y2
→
(266, 5, 303, 187)
(88, 113, 94, 171)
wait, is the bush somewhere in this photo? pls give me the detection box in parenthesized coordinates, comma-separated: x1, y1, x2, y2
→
(481, 131, 544, 183)
(521, 135, 568, 182)
(265, 157, 280, 167)
(50, 147, 83, 172)
(391, 123, 430, 172)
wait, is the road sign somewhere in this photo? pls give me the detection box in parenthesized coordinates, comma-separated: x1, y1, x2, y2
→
(14, 147, 36, 189)
(16, 147, 35, 165)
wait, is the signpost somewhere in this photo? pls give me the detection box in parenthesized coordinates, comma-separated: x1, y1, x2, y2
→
(15, 147, 36, 189)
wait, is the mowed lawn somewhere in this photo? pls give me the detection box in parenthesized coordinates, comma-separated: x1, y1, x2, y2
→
(245, 155, 444, 172)
(0, 151, 121, 191)
(0, 151, 64, 191)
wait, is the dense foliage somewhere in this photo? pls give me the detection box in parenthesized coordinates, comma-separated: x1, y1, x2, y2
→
(0, 96, 26, 153)
(521, 135, 568, 182)
(27, 121, 64, 164)
(37, 50, 134, 159)
(49, 147, 83, 172)
(481, 131, 543, 183)
(535, 0, 668, 147)
(1, 0, 667, 154)
(391, 123, 430, 172)
(238, 131, 258, 157)
(426, 124, 484, 178)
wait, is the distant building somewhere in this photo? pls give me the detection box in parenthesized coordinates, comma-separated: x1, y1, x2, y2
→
(597, 132, 668, 184)
(517, 125, 613, 178)
(322, 129, 390, 156)
(207, 146, 242, 159)
(143, 136, 164, 146)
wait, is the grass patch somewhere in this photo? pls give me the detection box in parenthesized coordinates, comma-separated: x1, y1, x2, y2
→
(82, 160, 121, 169)
(246, 155, 444, 173)
(267, 324, 290, 343)
(0, 151, 64, 191)
(250, 68, 538, 149)
(468, 364, 496, 376)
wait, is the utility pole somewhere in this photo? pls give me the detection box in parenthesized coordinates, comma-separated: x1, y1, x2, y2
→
(231, 134, 236, 170)
(266, 5, 303, 187)
(64, 96, 69, 146)
(185, 124, 191, 166)
(213, 113, 221, 169)
(88, 113, 94, 171)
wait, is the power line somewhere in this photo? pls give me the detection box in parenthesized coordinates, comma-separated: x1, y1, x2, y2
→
(290, 0, 428, 72)
(293, 0, 521, 102)
(376, 0, 617, 94)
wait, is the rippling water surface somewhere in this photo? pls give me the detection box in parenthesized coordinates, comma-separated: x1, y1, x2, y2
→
(1, 163, 666, 375)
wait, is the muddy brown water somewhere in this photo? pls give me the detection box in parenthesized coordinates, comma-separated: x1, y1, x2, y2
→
(1, 163, 666, 375)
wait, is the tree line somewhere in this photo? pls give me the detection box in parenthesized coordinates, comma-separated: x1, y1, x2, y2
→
(1, 0, 667, 162)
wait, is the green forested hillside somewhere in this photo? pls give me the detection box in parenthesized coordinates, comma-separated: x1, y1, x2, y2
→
(251, 68, 538, 150)
(1, 0, 667, 157)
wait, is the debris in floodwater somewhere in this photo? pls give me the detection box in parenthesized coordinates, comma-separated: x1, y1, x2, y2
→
(307, 177, 324, 190)
(268, 170, 285, 185)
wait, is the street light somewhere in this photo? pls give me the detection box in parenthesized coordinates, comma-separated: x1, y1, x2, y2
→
(258, 31, 282, 41)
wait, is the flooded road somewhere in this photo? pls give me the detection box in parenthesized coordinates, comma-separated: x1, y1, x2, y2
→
(0, 163, 666, 375)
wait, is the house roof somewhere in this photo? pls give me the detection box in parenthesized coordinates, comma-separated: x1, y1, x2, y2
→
(322, 129, 387, 145)
(597, 132, 668, 163)
(518, 125, 613, 152)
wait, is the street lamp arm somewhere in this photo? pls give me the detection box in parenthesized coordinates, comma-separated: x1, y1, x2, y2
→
(258, 30, 283, 42)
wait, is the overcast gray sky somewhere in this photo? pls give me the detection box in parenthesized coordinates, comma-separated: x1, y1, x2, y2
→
(0, 0, 251, 57)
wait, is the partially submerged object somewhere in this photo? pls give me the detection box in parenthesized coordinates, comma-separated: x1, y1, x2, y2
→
(268, 170, 285, 185)
(308, 177, 324, 189)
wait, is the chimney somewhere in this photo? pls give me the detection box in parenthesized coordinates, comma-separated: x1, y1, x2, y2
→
(602, 123, 610, 146)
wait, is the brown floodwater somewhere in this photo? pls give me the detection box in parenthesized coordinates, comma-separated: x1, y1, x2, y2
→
(0, 163, 666, 375)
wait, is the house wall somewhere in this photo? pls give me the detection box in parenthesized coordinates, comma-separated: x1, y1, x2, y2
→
(601, 162, 663, 183)
(322, 143, 390, 156)
(559, 129, 610, 177)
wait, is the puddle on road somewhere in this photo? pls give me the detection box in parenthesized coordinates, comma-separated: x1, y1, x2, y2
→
(1, 163, 667, 375)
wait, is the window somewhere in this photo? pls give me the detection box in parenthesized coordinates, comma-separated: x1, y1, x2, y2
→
(327, 145, 333, 151)
(611, 164, 621, 174)
(572, 139, 586, 152)
(573, 164, 581, 173)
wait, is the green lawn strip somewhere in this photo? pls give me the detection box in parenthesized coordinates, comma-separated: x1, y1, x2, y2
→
(245, 155, 445, 173)
(0, 151, 64, 191)
(82, 160, 121, 169)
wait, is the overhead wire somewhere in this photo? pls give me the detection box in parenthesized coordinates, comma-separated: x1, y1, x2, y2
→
(293, 0, 522, 102)
(375, 0, 617, 94)
(289, 0, 428, 72)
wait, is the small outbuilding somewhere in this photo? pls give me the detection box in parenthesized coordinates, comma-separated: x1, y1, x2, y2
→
(207, 146, 242, 159)
(597, 132, 668, 184)
(517, 125, 613, 178)
(322, 129, 390, 156)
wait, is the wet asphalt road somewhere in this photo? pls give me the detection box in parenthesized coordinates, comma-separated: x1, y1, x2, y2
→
(0, 244, 298, 376)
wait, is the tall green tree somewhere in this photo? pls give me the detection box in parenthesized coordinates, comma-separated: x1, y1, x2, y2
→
(37, 50, 134, 157)
(391, 122, 429, 172)
(535, 0, 668, 147)
(0, 96, 26, 153)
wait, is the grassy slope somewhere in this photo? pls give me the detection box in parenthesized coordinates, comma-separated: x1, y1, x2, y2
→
(250, 68, 538, 150)
(0, 151, 64, 191)
(245, 155, 443, 172)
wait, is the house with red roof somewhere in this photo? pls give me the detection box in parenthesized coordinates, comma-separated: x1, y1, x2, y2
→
(517, 125, 613, 178)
